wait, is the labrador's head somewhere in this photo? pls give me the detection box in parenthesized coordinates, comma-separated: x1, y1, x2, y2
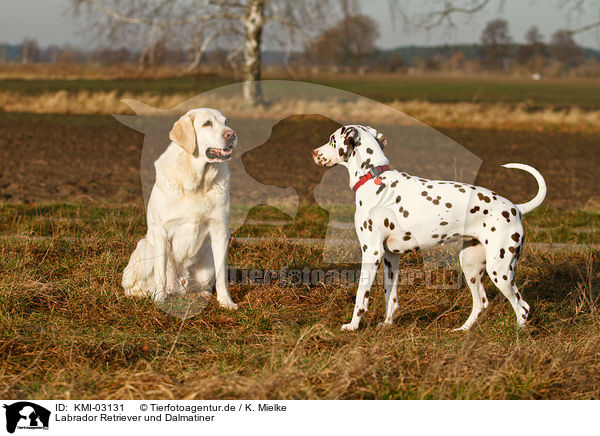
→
(169, 108, 237, 162)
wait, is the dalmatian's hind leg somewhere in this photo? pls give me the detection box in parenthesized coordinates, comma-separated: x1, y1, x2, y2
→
(486, 235, 529, 328)
(454, 241, 488, 331)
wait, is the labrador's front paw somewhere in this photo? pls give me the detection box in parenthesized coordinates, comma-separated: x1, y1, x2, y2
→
(218, 299, 238, 310)
(152, 289, 167, 302)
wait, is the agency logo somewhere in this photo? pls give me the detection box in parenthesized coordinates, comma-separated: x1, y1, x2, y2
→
(2, 402, 50, 434)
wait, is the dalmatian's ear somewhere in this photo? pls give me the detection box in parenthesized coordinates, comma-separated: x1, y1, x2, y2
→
(376, 132, 387, 149)
(343, 127, 359, 147)
(366, 125, 387, 149)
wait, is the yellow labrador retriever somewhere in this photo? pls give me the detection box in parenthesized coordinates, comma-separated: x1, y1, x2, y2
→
(122, 108, 237, 309)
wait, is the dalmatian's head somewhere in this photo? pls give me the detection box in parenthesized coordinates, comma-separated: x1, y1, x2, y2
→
(312, 125, 387, 167)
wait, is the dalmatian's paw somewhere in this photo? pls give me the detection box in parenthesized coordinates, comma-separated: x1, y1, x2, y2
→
(341, 323, 359, 331)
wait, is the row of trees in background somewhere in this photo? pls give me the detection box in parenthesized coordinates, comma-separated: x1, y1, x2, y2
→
(303, 15, 380, 73)
(5, 16, 598, 78)
(70, 0, 353, 105)
(479, 19, 585, 73)
(7, 0, 600, 105)
(0, 38, 187, 66)
(300, 16, 595, 76)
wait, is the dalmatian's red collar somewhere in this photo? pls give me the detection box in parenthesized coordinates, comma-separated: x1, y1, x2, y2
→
(352, 165, 390, 192)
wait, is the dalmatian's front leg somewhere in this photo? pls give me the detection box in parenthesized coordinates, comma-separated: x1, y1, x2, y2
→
(342, 246, 384, 331)
(380, 252, 400, 327)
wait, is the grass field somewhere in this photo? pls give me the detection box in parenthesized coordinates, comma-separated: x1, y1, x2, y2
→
(4, 76, 600, 132)
(3, 74, 600, 108)
(1, 73, 599, 399)
(1, 202, 599, 399)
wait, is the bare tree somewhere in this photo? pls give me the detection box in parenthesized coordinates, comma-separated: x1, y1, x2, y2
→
(399, 0, 493, 31)
(401, 0, 600, 48)
(20, 38, 40, 64)
(70, 0, 600, 104)
(480, 18, 511, 70)
(242, 0, 265, 103)
(525, 25, 543, 46)
(305, 15, 380, 73)
(550, 29, 583, 69)
(71, 0, 350, 105)
(516, 26, 547, 70)
(386, 51, 407, 72)
(43, 45, 62, 63)
(557, 0, 600, 36)
(141, 37, 168, 67)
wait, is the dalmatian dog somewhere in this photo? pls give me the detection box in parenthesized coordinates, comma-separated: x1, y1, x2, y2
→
(312, 125, 546, 331)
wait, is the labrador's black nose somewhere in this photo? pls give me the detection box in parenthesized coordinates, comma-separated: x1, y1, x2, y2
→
(223, 130, 236, 140)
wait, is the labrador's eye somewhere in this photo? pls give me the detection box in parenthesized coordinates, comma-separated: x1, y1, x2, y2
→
(203, 120, 212, 127)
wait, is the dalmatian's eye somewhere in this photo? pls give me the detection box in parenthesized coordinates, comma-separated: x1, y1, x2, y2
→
(203, 120, 212, 127)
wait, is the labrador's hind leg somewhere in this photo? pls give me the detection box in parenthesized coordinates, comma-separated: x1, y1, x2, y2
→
(122, 238, 154, 297)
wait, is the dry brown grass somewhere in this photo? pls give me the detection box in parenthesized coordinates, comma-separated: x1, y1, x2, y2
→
(0, 203, 599, 399)
(1, 90, 599, 131)
(4, 63, 600, 84)
(0, 104, 598, 399)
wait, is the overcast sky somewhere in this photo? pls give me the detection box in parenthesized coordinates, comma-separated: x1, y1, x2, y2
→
(1, 0, 599, 49)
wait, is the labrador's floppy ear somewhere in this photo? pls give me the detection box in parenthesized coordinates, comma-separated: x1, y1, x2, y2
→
(169, 115, 196, 154)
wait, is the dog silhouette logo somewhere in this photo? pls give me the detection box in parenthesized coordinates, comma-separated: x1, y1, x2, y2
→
(3, 402, 50, 433)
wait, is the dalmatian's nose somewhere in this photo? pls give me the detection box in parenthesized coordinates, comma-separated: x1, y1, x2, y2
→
(312, 150, 318, 158)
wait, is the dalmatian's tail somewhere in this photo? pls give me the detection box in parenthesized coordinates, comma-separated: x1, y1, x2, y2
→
(501, 163, 547, 215)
